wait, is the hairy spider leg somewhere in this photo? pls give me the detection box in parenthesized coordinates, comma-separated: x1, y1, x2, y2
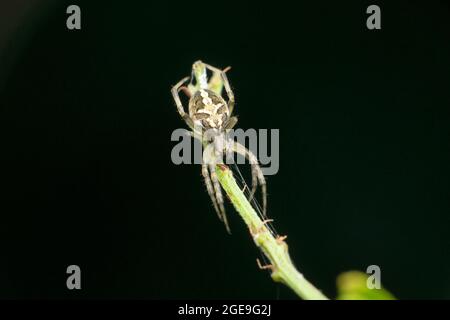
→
(202, 164, 220, 218)
(203, 143, 231, 233)
(203, 63, 235, 115)
(171, 76, 195, 130)
(233, 142, 267, 216)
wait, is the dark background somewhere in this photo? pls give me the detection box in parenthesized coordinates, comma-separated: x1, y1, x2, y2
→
(0, 0, 449, 299)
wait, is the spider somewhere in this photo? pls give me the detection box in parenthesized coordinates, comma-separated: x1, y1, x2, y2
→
(171, 60, 266, 233)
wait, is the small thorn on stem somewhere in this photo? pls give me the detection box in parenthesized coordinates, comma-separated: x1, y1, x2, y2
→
(256, 258, 274, 271)
(223, 66, 232, 73)
(254, 219, 274, 234)
(217, 164, 228, 171)
(276, 235, 287, 244)
(250, 219, 274, 237)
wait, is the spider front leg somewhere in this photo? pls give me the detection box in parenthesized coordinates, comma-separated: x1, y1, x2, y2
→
(171, 76, 195, 130)
(233, 142, 267, 216)
(203, 63, 235, 115)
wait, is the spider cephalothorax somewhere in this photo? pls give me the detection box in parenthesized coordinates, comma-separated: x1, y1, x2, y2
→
(171, 60, 266, 233)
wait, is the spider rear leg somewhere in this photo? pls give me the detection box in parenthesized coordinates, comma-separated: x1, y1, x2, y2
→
(203, 63, 235, 115)
(250, 165, 259, 200)
(233, 142, 267, 216)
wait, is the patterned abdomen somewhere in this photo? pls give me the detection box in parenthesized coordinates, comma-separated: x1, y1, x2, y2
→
(189, 89, 229, 130)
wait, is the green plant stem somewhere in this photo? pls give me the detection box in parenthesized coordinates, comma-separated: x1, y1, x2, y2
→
(216, 164, 329, 300)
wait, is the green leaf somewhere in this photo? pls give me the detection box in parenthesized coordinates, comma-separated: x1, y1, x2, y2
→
(336, 271, 396, 300)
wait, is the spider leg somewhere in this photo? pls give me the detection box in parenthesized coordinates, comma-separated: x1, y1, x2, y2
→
(224, 116, 238, 130)
(202, 164, 220, 219)
(203, 63, 235, 115)
(250, 165, 259, 201)
(232, 142, 258, 196)
(171, 76, 195, 129)
(233, 142, 267, 216)
(209, 163, 231, 233)
(203, 143, 231, 233)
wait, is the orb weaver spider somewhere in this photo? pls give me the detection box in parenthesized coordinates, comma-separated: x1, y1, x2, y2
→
(171, 61, 266, 233)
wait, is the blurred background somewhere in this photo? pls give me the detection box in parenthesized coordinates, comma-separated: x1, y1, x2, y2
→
(0, 0, 449, 299)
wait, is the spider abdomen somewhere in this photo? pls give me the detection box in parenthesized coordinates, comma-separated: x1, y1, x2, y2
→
(189, 89, 229, 130)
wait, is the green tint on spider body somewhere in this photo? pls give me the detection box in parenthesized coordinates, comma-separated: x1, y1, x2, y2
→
(189, 88, 230, 130)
